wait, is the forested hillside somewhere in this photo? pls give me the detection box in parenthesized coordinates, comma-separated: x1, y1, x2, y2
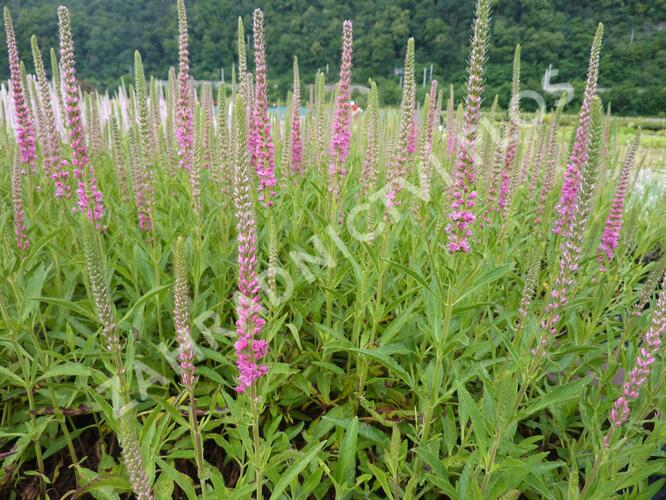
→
(2, 0, 665, 114)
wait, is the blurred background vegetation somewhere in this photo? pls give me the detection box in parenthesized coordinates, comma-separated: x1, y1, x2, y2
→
(1, 0, 665, 115)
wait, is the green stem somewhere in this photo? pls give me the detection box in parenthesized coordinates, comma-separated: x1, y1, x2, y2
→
(193, 236, 202, 309)
(26, 382, 47, 500)
(590, 269, 636, 405)
(268, 213, 277, 297)
(249, 384, 263, 500)
(580, 444, 607, 498)
(480, 358, 535, 494)
(189, 390, 207, 499)
(348, 268, 367, 380)
(479, 310, 531, 495)
(150, 236, 165, 372)
(325, 195, 340, 330)
(357, 231, 389, 395)
(405, 275, 453, 500)
(47, 386, 79, 467)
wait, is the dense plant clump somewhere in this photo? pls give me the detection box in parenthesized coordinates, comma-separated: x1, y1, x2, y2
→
(1, 1, 665, 498)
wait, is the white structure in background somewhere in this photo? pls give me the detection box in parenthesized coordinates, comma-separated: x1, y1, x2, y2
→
(632, 168, 666, 208)
(542, 64, 574, 107)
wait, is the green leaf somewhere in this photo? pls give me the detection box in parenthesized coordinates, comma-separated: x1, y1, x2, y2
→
(323, 415, 390, 448)
(37, 363, 93, 381)
(367, 463, 393, 498)
(517, 378, 589, 421)
(155, 457, 196, 499)
(348, 347, 412, 387)
(426, 473, 458, 499)
(380, 302, 419, 346)
(596, 461, 666, 496)
(118, 284, 171, 325)
(269, 441, 326, 500)
(76, 466, 127, 499)
(414, 447, 449, 482)
(456, 381, 488, 457)
(31, 297, 92, 318)
(383, 258, 431, 292)
(454, 264, 512, 305)
(334, 416, 358, 486)
(153, 471, 175, 499)
(21, 264, 50, 320)
(0, 365, 28, 388)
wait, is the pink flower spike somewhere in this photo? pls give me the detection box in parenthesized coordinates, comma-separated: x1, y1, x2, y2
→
(597, 132, 639, 268)
(252, 8, 277, 206)
(606, 274, 666, 439)
(327, 20, 353, 202)
(175, 0, 194, 172)
(232, 94, 268, 392)
(290, 56, 303, 175)
(553, 24, 604, 235)
(386, 37, 415, 209)
(445, 0, 492, 253)
(58, 5, 105, 224)
(4, 7, 37, 171)
(32, 35, 68, 198)
(173, 237, 196, 390)
(427, 79, 438, 151)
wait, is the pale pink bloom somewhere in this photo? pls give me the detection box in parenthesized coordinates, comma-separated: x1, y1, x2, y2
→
(327, 20, 353, 201)
(251, 9, 277, 207)
(58, 6, 104, 223)
(553, 24, 603, 235)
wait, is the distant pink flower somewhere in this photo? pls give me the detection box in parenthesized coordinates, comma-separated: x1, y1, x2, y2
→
(128, 128, 153, 231)
(386, 37, 415, 208)
(10, 154, 30, 250)
(498, 44, 521, 217)
(427, 80, 438, 150)
(4, 7, 37, 170)
(252, 9, 277, 207)
(519, 127, 537, 186)
(485, 123, 505, 218)
(598, 134, 639, 268)
(446, 0, 492, 253)
(232, 95, 267, 393)
(497, 158, 512, 214)
(535, 97, 603, 356)
(245, 71, 255, 156)
(290, 57, 303, 175)
(173, 238, 195, 389)
(407, 116, 417, 154)
(327, 20, 353, 201)
(31, 35, 68, 198)
(446, 85, 455, 157)
(175, 0, 194, 171)
(553, 24, 604, 235)
(606, 275, 665, 440)
(535, 109, 561, 224)
(360, 81, 379, 198)
(58, 6, 104, 224)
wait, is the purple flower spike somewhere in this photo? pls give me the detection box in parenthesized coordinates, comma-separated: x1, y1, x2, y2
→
(4, 7, 37, 171)
(252, 9, 277, 207)
(58, 5, 105, 224)
(176, 0, 194, 172)
(290, 57, 303, 175)
(445, 0, 492, 253)
(327, 20, 353, 202)
(606, 275, 665, 441)
(597, 132, 639, 268)
(232, 94, 268, 393)
(553, 24, 604, 235)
